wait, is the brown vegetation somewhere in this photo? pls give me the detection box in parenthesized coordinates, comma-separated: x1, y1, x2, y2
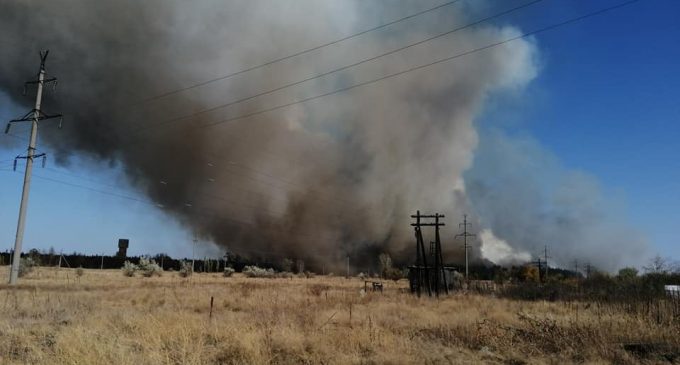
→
(0, 266, 678, 364)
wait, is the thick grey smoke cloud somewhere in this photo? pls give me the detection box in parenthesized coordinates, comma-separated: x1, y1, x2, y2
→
(0, 0, 641, 271)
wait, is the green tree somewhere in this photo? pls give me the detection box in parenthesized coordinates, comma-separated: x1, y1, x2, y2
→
(280, 258, 293, 272)
(617, 267, 638, 280)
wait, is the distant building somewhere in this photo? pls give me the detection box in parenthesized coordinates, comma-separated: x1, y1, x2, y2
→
(117, 239, 129, 258)
(665, 285, 680, 299)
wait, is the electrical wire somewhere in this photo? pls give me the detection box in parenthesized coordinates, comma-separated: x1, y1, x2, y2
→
(137, 0, 464, 104)
(11, 0, 643, 223)
(130, 0, 543, 135)
(1, 0, 645, 260)
(185, 0, 642, 132)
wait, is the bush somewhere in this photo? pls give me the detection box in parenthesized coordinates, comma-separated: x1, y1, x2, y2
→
(76, 266, 84, 277)
(384, 267, 404, 281)
(138, 257, 162, 277)
(277, 271, 294, 279)
(122, 261, 137, 277)
(18, 257, 37, 277)
(179, 261, 193, 277)
(243, 265, 276, 278)
(223, 267, 235, 277)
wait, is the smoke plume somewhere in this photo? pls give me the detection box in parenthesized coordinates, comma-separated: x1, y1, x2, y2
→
(465, 130, 648, 271)
(0, 1, 645, 271)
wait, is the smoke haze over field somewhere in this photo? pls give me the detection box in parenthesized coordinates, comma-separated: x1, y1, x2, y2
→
(0, 0, 647, 271)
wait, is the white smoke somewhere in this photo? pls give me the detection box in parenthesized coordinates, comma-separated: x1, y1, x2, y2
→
(479, 229, 531, 265)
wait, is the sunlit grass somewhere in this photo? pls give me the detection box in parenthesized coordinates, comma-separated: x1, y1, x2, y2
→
(0, 266, 676, 364)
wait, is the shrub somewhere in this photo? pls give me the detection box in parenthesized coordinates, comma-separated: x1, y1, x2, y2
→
(18, 257, 37, 277)
(179, 261, 193, 277)
(76, 266, 84, 277)
(277, 271, 294, 279)
(223, 267, 235, 277)
(303, 271, 315, 279)
(122, 261, 137, 277)
(138, 257, 162, 277)
(242, 265, 276, 278)
(384, 267, 404, 281)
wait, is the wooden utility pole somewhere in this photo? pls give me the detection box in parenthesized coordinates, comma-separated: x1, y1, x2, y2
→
(6, 50, 62, 284)
(410, 211, 446, 297)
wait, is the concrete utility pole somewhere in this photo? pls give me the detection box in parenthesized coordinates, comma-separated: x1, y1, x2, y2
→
(455, 214, 476, 280)
(6, 50, 62, 284)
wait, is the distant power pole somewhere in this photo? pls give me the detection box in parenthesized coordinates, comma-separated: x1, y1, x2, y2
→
(543, 245, 550, 279)
(192, 236, 197, 272)
(573, 259, 579, 277)
(222, 251, 229, 271)
(346, 255, 350, 279)
(6, 50, 62, 285)
(455, 214, 476, 280)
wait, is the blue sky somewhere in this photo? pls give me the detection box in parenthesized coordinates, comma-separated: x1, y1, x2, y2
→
(1, 0, 678, 263)
(501, 0, 680, 260)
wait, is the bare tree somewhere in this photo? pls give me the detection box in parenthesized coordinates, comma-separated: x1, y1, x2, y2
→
(642, 255, 670, 274)
(378, 253, 392, 279)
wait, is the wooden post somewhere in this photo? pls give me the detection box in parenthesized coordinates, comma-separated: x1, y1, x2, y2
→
(209, 296, 214, 318)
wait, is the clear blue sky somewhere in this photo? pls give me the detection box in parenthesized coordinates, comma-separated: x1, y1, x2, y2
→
(1, 0, 678, 262)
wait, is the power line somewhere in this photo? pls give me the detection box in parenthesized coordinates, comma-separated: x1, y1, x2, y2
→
(1, 168, 342, 246)
(31, 173, 157, 206)
(8, 151, 365, 220)
(3, 166, 355, 262)
(139, 0, 642, 136)
(137, 0, 464, 104)
(131, 0, 543, 135)
(2, 0, 644, 263)
(4, 0, 643, 222)
(42, 166, 132, 192)
(24, 0, 642, 215)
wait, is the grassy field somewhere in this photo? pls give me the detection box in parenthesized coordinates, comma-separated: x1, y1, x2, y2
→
(0, 266, 677, 364)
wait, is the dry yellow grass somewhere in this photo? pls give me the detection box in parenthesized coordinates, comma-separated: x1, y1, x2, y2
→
(0, 266, 677, 364)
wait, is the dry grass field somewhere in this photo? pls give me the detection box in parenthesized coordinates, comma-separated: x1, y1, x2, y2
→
(0, 267, 678, 364)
